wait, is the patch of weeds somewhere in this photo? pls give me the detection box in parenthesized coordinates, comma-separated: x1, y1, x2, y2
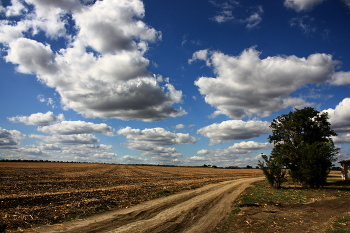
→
(238, 180, 310, 206)
(95, 204, 111, 212)
(152, 189, 175, 198)
(326, 213, 350, 233)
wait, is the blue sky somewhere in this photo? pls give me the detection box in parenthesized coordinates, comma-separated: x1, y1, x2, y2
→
(1, 0, 350, 167)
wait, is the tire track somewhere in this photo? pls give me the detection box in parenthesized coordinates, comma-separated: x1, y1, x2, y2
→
(30, 177, 263, 233)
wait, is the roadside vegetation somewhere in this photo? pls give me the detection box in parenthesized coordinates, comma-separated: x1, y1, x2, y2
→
(216, 172, 350, 233)
(259, 107, 338, 189)
(219, 107, 350, 232)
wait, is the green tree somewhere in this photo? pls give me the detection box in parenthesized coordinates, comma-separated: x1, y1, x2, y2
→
(268, 107, 339, 188)
(258, 153, 287, 189)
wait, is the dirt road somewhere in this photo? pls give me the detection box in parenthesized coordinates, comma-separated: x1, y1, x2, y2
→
(29, 177, 263, 233)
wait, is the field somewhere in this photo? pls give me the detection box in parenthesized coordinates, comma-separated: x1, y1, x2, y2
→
(0, 162, 263, 232)
(216, 171, 350, 233)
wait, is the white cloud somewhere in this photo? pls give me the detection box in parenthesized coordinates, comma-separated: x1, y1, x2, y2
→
(197, 120, 271, 145)
(6, 38, 58, 74)
(241, 6, 263, 29)
(323, 98, 350, 134)
(93, 152, 118, 160)
(0, 127, 25, 149)
(5, 146, 53, 160)
(183, 156, 208, 166)
(284, 0, 325, 11)
(30, 133, 99, 145)
(196, 141, 272, 167)
(60, 144, 112, 158)
(38, 143, 62, 151)
(188, 49, 209, 65)
(0, 0, 186, 122)
(333, 134, 350, 144)
(117, 127, 196, 146)
(193, 47, 340, 119)
(330, 71, 350, 85)
(197, 149, 209, 155)
(8, 111, 64, 126)
(5, 0, 27, 17)
(118, 155, 148, 164)
(230, 141, 273, 150)
(173, 124, 185, 129)
(38, 121, 114, 136)
(117, 126, 196, 163)
(17, 146, 51, 157)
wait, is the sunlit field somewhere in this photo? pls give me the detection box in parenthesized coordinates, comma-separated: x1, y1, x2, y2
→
(0, 162, 263, 232)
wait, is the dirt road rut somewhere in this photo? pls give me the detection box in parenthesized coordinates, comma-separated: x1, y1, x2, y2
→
(31, 177, 263, 233)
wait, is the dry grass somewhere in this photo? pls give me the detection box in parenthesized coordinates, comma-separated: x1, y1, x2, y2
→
(216, 171, 350, 233)
(0, 162, 262, 232)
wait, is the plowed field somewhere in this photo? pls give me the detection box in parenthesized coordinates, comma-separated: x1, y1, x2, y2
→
(0, 162, 262, 232)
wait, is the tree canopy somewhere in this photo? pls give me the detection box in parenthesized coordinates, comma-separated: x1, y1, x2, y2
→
(265, 107, 339, 188)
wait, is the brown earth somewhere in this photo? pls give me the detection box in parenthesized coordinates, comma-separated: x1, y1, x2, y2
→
(27, 177, 264, 233)
(0, 162, 263, 232)
(214, 173, 350, 233)
(231, 197, 350, 233)
(2, 163, 348, 233)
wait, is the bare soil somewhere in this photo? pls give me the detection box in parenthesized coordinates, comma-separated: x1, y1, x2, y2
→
(0, 162, 263, 232)
(3, 163, 348, 233)
(214, 173, 350, 233)
(230, 197, 350, 232)
(27, 177, 263, 233)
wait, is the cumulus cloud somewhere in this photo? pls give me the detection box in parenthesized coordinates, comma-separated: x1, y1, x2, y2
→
(38, 121, 114, 136)
(117, 126, 196, 163)
(192, 47, 341, 119)
(93, 152, 118, 160)
(183, 156, 208, 166)
(118, 155, 148, 164)
(8, 111, 64, 126)
(8, 114, 117, 160)
(38, 143, 62, 151)
(333, 134, 350, 144)
(5, 0, 27, 17)
(4, 146, 53, 160)
(0, 0, 186, 121)
(30, 133, 99, 145)
(197, 120, 271, 145)
(323, 98, 350, 133)
(188, 49, 209, 65)
(0, 127, 25, 149)
(330, 71, 350, 85)
(17, 147, 51, 157)
(284, 0, 325, 11)
(60, 144, 113, 158)
(173, 124, 185, 129)
(196, 141, 272, 166)
(118, 127, 196, 146)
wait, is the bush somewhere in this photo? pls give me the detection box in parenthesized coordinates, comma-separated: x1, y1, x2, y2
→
(258, 153, 287, 189)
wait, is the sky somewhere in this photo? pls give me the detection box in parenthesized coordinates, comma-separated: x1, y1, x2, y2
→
(1, 0, 350, 167)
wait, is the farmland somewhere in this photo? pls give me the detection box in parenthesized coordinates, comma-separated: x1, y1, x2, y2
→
(0, 162, 262, 232)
